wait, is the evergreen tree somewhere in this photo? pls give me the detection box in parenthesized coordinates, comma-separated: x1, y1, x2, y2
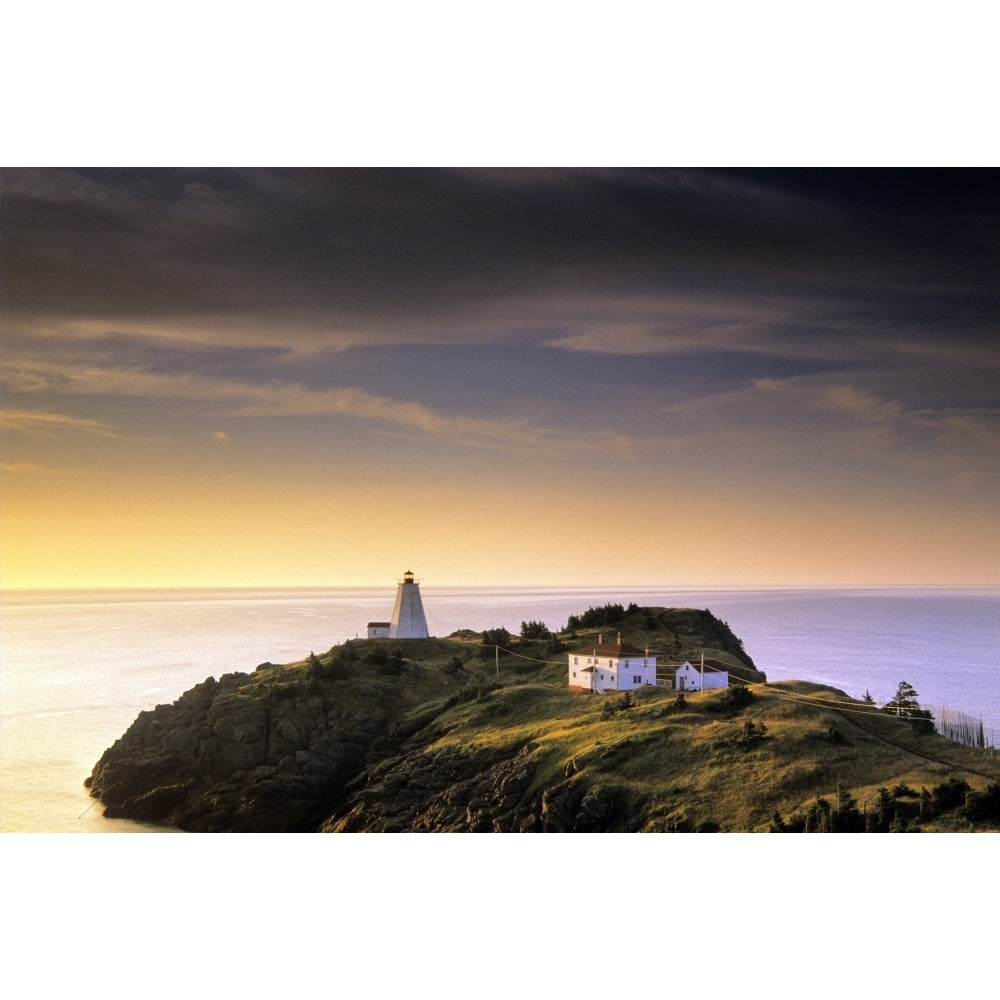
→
(873, 786, 893, 832)
(884, 680, 921, 716)
(520, 619, 551, 640)
(833, 779, 864, 832)
(883, 680, 935, 734)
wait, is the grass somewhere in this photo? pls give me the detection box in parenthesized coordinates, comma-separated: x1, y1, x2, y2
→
(399, 658, 1000, 830)
(247, 610, 1000, 831)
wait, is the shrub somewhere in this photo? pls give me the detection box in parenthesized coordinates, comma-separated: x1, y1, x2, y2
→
(931, 775, 971, 814)
(309, 652, 346, 679)
(710, 683, 754, 715)
(734, 718, 767, 748)
(965, 781, 1000, 824)
(374, 647, 405, 674)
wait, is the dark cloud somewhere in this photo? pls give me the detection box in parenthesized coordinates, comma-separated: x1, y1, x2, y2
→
(4, 168, 997, 354)
(2, 168, 998, 475)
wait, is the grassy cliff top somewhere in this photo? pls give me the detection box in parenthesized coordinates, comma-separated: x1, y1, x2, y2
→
(89, 604, 999, 832)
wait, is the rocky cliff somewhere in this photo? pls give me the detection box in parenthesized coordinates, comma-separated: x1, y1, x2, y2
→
(87, 596, 1000, 832)
(89, 605, 999, 832)
(86, 607, 770, 831)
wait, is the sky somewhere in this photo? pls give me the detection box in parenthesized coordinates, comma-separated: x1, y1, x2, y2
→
(2, 168, 999, 589)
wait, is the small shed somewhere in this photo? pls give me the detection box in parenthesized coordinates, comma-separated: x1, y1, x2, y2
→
(367, 621, 391, 639)
(675, 659, 729, 691)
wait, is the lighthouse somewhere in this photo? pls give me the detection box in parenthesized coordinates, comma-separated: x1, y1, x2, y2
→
(388, 570, 430, 639)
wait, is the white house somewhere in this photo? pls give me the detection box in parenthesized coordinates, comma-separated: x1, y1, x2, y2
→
(367, 621, 390, 639)
(674, 659, 729, 691)
(568, 634, 656, 694)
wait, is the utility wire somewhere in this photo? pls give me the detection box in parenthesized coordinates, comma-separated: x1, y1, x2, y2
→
(483, 643, 928, 719)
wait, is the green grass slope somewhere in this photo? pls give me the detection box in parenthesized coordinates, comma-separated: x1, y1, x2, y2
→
(87, 605, 1000, 832)
(320, 608, 998, 831)
(361, 644, 999, 831)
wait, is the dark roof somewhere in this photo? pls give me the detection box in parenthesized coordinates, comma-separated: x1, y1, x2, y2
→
(367, 621, 391, 628)
(567, 640, 648, 658)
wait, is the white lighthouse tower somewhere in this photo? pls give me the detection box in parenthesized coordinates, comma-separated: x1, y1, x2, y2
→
(388, 570, 430, 639)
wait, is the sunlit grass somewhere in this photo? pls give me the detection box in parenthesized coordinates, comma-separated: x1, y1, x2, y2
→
(232, 622, 1000, 831)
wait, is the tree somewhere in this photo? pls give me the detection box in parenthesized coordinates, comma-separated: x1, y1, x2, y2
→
(520, 619, 551, 640)
(874, 786, 894, 830)
(480, 627, 512, 659)
(481, 627, 511, 648)
(884, 680, 921, 717)
(804, 796, 832, 833)
(833, 779, 864, 832)
(883, 681, 935, 734)
(574, 603, 626, 628)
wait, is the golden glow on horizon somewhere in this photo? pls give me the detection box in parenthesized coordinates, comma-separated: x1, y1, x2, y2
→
(3, 169, 998, 593)
(3, 465, 998, 589)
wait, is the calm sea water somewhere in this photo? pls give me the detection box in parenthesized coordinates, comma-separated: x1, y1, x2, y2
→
(2, 586, 997, 832)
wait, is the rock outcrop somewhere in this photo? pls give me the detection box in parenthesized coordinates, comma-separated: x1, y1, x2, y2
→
(85, 608, 775, 832)
(87, 663, 387, 831)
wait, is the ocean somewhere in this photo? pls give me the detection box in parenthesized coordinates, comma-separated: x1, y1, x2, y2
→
(1, 585, 997, 833)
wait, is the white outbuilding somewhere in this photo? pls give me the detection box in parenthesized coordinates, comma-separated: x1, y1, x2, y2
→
(568, 634, 656, 694)
(674, 659, 729, 691)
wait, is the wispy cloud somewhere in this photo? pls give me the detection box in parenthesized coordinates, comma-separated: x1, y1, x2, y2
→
(666, 373, 1000, 482)
(0, 461, 71, 474)
(0, 407, 119, 437)
(0, 357, 633, 456)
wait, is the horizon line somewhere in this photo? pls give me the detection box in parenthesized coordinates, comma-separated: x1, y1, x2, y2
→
(4, 581, 999, 594)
